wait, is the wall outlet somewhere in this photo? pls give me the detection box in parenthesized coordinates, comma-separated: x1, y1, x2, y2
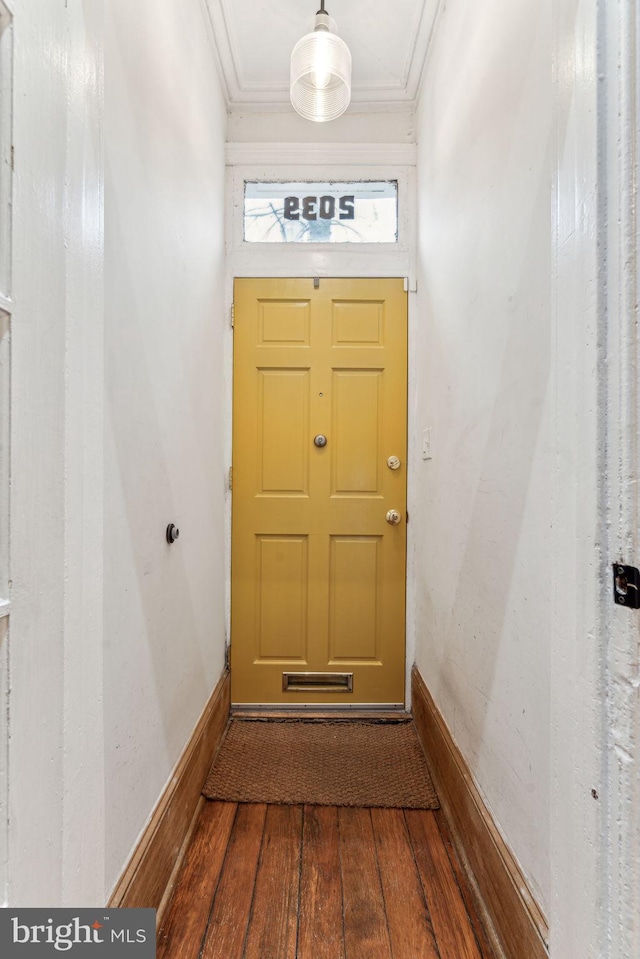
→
(422, 428, 432, 460)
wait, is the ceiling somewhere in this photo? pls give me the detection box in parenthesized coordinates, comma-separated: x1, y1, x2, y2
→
(203, 0, 440, 108)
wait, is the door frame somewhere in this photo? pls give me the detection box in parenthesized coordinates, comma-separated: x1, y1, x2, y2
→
(223, 147, 418, 708)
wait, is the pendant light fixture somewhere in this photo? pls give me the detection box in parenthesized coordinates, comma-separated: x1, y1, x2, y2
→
(290, 1, 352, 122)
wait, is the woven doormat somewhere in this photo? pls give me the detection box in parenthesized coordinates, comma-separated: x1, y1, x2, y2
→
(202, 719, 439, 809)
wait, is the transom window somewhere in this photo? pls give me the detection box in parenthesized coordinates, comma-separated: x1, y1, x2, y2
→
(243, 181, 398, 244)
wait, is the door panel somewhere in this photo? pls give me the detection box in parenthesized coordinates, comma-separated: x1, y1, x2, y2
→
(332, 370, 382, 495)
(256, 535, 309, 661)
(231, 278, 407, 705)
(331, 299, 385, 346)
(259, 299, 311, 345)
(329, 536, 381, 662)
(258, 370, 310, 494)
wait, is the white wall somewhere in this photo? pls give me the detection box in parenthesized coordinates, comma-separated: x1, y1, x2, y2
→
(412, 0, 552, 916)
(8, 0, 227, 906)
(551, 1, 640, 956)
(9, 0, 104, 905)
(549, 2, 602, 953)
(0, 1, 11, 904)
(228, 104, 416, 144)
(104, 0, 228, 894)
(595, 0, 640, 947)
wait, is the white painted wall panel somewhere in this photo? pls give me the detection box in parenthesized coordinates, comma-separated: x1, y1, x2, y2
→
(0, 617, 7, 905)
(0, 6, 12, 298)
(11, 0, 66, 902)
(61, 0, 105, 906)
(228, 106, 417, 144)
(10, 0, 104, 906)
(104, 0, 227, 893)
(557, 1, 640, 955)
(549, 3, 603, 951)
(413, 0, 552, 913)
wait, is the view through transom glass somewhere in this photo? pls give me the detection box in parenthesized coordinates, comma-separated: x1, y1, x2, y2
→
(243, 181, 398, 243)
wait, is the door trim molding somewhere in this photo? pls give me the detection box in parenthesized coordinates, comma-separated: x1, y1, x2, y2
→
(107, 670, 231, 917)
(411, 666, 549, 959)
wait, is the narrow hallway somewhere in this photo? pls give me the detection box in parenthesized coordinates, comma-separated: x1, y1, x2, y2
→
(157, 798, 495, 959)
(4, 3, 638, 958)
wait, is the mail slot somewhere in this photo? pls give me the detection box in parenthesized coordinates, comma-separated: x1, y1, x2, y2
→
(282, 672, 354, 693)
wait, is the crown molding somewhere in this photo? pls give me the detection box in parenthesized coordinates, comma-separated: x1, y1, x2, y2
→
(205, 0, 442, 109)
(226, 98, 419, 119)
(404, 0, 443, 99)
(200, 0, 240, 103)
(226, 84, 415, 106)
(229, 100, 417, 116)
(226, 141, 417, 167)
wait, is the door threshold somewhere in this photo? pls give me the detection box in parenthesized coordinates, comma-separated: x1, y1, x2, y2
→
(231, 704, 411, 721)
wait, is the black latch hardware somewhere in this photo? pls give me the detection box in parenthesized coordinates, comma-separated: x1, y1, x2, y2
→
(166, 523, 180, 545)
(613, 564, 640, 609)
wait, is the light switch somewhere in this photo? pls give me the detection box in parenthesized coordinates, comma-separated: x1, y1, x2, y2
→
(422, 428, 432, 460)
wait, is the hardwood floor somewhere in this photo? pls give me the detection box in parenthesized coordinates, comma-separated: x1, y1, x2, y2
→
(157, 801, 495, 959)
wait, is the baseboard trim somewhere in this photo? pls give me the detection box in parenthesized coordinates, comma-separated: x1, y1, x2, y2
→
(412, 667, 549, 959)
(108, 670, 231, 918)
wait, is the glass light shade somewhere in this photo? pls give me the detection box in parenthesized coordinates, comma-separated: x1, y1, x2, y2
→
(290, 16, 352, 122)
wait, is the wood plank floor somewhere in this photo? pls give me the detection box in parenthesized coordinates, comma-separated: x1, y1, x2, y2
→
(157, 802, 496, 959)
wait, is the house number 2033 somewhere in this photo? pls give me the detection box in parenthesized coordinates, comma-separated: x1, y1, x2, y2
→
(284, 195, 355, 221)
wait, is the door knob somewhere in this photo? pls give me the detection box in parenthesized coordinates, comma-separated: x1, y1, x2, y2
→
(386, 509, 402, 525)
(387, 456, 401, 470)
(314, 434, 328, 448)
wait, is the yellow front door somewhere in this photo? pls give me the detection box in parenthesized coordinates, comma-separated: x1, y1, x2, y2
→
(231, 278, 407, 706)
